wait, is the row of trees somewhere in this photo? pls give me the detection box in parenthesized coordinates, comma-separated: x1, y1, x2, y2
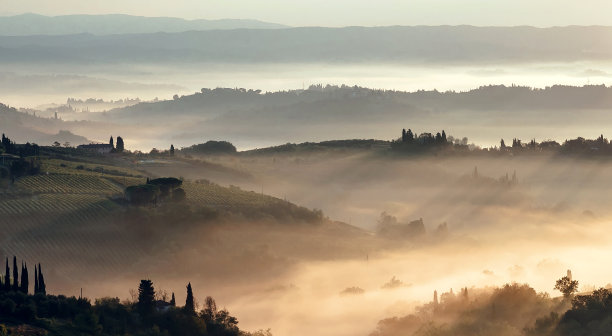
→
(1, 257, 46, 295)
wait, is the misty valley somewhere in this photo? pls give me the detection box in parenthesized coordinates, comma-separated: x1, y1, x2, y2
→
(2, 8, 612, 336)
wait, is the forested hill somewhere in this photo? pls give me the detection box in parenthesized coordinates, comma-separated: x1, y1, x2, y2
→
(108, 85, 612, 122)
(1, 25, 611, 64)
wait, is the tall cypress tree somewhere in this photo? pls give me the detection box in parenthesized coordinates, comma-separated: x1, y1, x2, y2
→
(4, 258, 10, 291)
(38, 263, 46, 295)
(20, 262, 28, 294)
(170, 292, 176, 306)
(34, 264, 39, 294)
(137, 279, 155, 322)
(184, 282, 195, 315)
(12, 256, 18, 291)
(116, 137, 125, 152)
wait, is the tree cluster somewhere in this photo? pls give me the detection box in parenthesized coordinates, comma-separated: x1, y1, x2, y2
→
(125, 177, 185, 206)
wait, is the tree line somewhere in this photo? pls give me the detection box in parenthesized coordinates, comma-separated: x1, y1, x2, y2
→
(0, 256, 46, 296)
(0, 259, 257, 336)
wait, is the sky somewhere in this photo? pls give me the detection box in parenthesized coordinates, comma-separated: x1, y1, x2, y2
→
(1, 0, 612, 27)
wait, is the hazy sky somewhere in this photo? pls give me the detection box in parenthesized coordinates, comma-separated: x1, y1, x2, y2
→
(2, 0, 612, 27)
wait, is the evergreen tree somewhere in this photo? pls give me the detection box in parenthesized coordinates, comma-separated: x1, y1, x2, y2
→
(184, 282, 195, 315)
(4, 258, 10, 291)
(137, 279, 156, 320)
(34, 264, 39, 294)
(402, 129, 406, 142)
(109, 136, 114, 148)
(500, 139, 506, 149)
(170, 144, 175, 156)
(406, 129, 414, 142)
(20, 262, 28, 294)
(12, 256, 18, 291)
(38, 263, 46, 295)
(116, 137, 125, 152)
(170, 292, 176, 306)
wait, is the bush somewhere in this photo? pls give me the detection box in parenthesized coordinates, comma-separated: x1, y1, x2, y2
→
(16, 303, 36, 322)
(0, 298, 16, 315)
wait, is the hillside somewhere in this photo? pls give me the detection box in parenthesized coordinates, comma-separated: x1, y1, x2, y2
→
(0, 149, 370, 296)
(94, 84, 612, 150)
(0, 103, 92, 145)
(0, 13, 287, 36)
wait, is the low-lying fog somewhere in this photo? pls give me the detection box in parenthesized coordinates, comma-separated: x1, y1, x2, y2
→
(126, 153, 612, 335)
(5, 61, 612, 109)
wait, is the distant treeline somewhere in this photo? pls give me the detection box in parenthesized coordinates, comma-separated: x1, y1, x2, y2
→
(393, 128, 612, 157)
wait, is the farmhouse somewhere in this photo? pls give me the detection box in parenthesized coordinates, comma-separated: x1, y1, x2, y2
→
(77, 143, 113, 154)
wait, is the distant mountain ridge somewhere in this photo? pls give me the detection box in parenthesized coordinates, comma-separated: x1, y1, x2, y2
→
(1, 25, 611, 64)
(0, 13, 288, 36)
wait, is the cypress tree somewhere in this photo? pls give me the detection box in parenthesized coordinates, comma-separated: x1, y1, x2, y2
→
(38, 263, 46, 295)
(20, 262, 28, 294)
(170, 292, 176, 306)
(116, 137, 125, 152)
(137, 279, 156, 322)
(4, 258, 10, 291)
(109, 136, 114, 148)
(34, 264, 39, 294)
(184, 282, 195, 314)
(12, 256, 18, 291)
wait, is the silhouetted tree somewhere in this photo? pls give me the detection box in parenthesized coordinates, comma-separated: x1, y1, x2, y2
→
(170, 144, 175, 156)
(4, 258, 10, 291)
(202, 296, 217, 321)
(184, 282, 195, 315)
(500, 139, 506, 149)
(116, 136, 125, 152)
(37, 263, 46, 295)
(12, 256, 18, 291)
(109, 136, 114, 148)
(137, 279, 156, 321)
(20, 262, 28, 294)
(34, 264, 38, 294)
(406, 129, 414, 142)
(555, 276, 579, 298)
(170, 292, 176, 306)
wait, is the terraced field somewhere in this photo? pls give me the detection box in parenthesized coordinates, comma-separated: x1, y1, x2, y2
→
(0, 158, 148, 285)
(183, 181, 281, 210)
(11, 174, 123, 195)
